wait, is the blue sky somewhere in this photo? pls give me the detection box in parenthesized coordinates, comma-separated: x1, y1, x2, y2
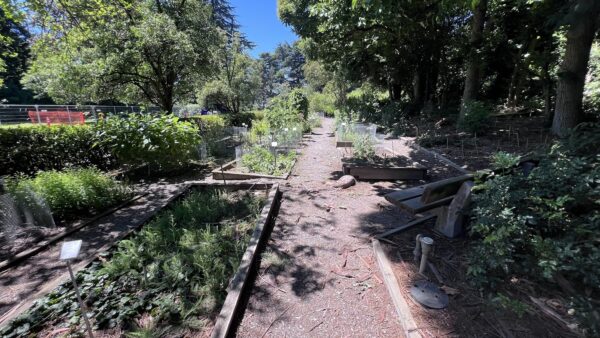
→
(230, 0, 298, 57)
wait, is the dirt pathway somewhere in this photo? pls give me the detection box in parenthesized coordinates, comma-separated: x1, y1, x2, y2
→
(0, 182, 186, 325)
(236, 119, 461, 337)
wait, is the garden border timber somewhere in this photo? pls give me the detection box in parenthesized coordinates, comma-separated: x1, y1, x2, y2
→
(210, 183, 282, 338)
(0, 192, 148, 272)
(0, 182, 281, 331)
(372, 238, 422, 338)
(386, 141, 471, 175)
(211, 159, 296, 180)
(342, 163, 427, 180)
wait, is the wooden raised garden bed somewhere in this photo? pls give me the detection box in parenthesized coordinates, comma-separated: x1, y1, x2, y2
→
(0, 182, 282, 338)
(212, 159, 295, 180)
(342, 157, 427, 181)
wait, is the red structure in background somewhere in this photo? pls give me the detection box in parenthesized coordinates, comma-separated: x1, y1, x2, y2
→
(28, 111, 85, 125)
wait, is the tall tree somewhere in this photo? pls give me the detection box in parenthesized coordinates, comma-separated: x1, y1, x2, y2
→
(199, 36, 262, 115)
(552, 0, 600, 136)
(23, 0, 221, 111)
(460, 0, 488, 118)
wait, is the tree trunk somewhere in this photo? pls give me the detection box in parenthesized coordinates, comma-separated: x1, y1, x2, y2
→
(552, 0, 600, 136)
(460, 0, 488, 118)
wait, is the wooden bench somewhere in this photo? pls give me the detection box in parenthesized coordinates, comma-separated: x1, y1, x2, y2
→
(384, 174, 474, 214)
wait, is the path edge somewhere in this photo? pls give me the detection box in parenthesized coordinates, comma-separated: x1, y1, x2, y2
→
(210, 183, 282, 338)
(372, 238, 422, 338)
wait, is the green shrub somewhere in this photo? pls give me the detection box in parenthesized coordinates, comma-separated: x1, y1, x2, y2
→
(265, 91, 310, 132)
(241, 146, 296, 176)
(308, 91, 335, 116)
(458, 100, 491, 133)
(6, 168, 131, 221)
(288, 89, 309, 120)
(248, 119, 270, 144)
(490, 151, 521, 170)
(352, 135, 376, 161)
(96, 114, 201, 172)
(468, 123, 600, 334)
(0, 125, 114, 176)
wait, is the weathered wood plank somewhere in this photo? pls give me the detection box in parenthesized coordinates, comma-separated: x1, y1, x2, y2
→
(375, 214, 436, 239)
(343, 165, 427, 180)
(373, 239, 422, 338)
(211, 185, 282, 338)
(384, 185, 426, 204)
(420, 174, 473, 204)
(399, 195, 455, 214)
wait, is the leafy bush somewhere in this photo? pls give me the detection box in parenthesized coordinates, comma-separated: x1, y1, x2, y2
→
(288, 88, 309, 120)
(468, 123, 600, 334)
(0, 125, 114, 176)
(265, 90, 309, 131)
(352, 135, 376, 161)
(248, 119, 270, 145)
(96, 114, 201, 172)
(183, 115, 227, 157)
(6, 168, 131, 221)
(308, 91, 336, 116)
(241, 145, 296, 176)
(0, 189, 264, 336)
(458, 100, 491, 133)
(490, 151, 521, 170)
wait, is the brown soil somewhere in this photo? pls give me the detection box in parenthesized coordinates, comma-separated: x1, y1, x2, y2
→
(415, 115, 556, 171)
(380, 223, 578, 338)
(236, 119, 463, 337)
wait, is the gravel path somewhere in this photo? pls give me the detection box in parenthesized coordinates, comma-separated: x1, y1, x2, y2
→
(236, 119, 462, 337)
(0, 182, 186, 325)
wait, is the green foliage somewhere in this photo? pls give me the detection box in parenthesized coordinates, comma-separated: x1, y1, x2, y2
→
(248, 119, 270, 144)
(490, 152, 521, 170)
(352, 135, 376, 161)
(241, 146, 296, 176)
(0, 124, 114, 176)
(23, 0, 221, 110)
(199, 36, 262, 115)
(184, 115, 227, 157)
(492, 294, 528, 318)
(468, 123, 600, 333)
(6, 168, 131, 221)
(583, 42, 600, 114)
(0, 189, 264, 336)
(265, 93, 305, 130)
(458, 100, 492, 133)
(96, 114, 201, 172)
(307, 91, 336, 116)
(288, 88, 309, 120)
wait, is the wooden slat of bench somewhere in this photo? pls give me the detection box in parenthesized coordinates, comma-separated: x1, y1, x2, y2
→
(420, 174, 473, 204)
(384, 185, 426, 205)
(398, 195, 455, 214)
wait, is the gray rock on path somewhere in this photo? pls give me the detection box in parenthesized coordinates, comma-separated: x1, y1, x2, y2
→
(335, 175, 356, 189)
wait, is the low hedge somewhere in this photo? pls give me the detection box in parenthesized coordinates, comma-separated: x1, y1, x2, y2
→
(0, 125, 115, 176)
